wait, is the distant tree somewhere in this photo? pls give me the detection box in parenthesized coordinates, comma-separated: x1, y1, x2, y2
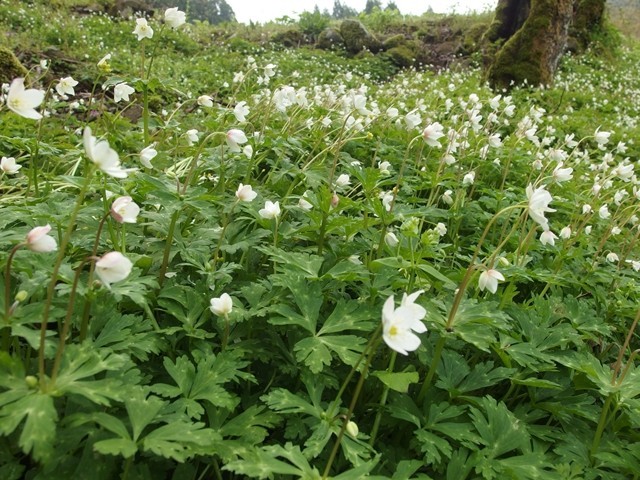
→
(364, 0, 382, 14)
(149, 0, 236, 24)
(385, 1, 400, 13)
(332, 0, 358, 18)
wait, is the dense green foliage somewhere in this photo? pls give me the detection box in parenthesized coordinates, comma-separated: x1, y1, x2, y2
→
(1, 1, 640, 479)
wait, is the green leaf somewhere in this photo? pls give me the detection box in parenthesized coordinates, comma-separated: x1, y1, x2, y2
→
(93, 438, 138, 458)
(261, 388, 321, 418)
(0, 392, 57, 462)
(469, 396, 528, 459)
(373, 371, 419, 393)
(318, 300, 375, 335)
(142, 420, 215, 462)
(258, 246, 323, 277)
(124, 391, 166, 442)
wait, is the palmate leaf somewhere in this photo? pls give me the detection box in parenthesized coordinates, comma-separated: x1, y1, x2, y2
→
(373, 371, 420, 393)
(436, 350, 516, 397)
(469, 396, 528, 459)
(450, 299, 511, 352)
(152, 351, 252, 417)
(141, 420, 215, 462)
(53, 344, 132, 405)
(224, 444, 320, 479)
(92, 313, 160, 360)
(295, 335, 368, 374)
(0, 392, 57, 462)
(258, 246, 323, 277)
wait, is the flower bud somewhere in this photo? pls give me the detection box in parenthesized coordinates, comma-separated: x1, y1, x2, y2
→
(14, 290, 28, 302)
(346, 421, 359, 438)
(25, 376, 38, 388)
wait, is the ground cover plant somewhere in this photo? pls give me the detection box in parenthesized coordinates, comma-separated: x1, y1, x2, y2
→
(1, 1, 640, 479)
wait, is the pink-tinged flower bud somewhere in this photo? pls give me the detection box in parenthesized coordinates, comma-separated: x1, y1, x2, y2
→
(95, 252, 133, 288)
(110, 196, 140, 223)
(26, 225, 57, 252)
(330, 193, 340, 209)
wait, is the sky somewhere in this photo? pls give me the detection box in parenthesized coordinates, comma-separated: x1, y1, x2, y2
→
(227, 0, 498, 24)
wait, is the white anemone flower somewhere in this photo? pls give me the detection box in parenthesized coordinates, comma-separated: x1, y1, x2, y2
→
(226, 129, 248, 152)
(26, 225, 57, 253)
(6, 78, 45, 120)
(133, 18, 154, 40)
(83, 127, 129, 178)
(95, 252, 133, 287)
(381, 291, 427, 355)
(259, 200, 281, 220)
(526, 184, 555, 231)
(110, 196, 140, 224)
(210, 293, 233, 316)
(478, 269, 505, 294)
(164, 7, 186, 29)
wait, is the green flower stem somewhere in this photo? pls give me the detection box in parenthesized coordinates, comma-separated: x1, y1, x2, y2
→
(78, 212, 110, 342)
(322, 334, 381, 480)
(38, 165, 95, 390)
(158, 210, 180, 288)
(2, 243, 24, 350)
(612, 308, 640, 382)
(369, 350, 397, 446)
(211, 201, 238, 271)
(50, 257, 92, 385)
(590, 394, 613, 461)
(143, 84, 150, 145)
(417, 334, 446, 403)
(181, 131, 225, 195)
(417, 204, 524, 402)
(221, 313, 230, 351)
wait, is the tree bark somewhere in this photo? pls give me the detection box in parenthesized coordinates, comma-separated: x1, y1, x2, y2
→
(484, 0, 605, 90)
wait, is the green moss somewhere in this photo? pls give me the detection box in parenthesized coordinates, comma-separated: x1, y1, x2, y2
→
(316, 28, 343, 50)
(386, 45, 415, 68)
(340, 19, 381, 54)
(272, 29, 305, 48)
(0, 46, 28, 85)
(382, 33, 406, 49)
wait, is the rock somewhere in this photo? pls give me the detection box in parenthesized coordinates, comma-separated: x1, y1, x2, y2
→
(340, 20, 381, 54)
(386, 45, 415, 68)
(106, 0, 154, 18)
(273, 29, 306, 48)
(317, 28, 344, 50)
(382, 34, 406, 50)
(0, 47, 28, 85)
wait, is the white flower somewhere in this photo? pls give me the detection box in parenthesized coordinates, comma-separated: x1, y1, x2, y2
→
(585, 225, 592, 235)
(606, 252, 619, 263)
(422, 122, 445, 148)
(298, 192, 313, 211)
(186, 129, 199, 145)
(243, 145, 253, 159)
(55, 76, 78, 96)
(259, 200, 280, 219)
(540, 229, 558, 246)
(552, 162, 573, 182)
(526, 184, 555, 231)
(611, 226, 621, 236)
(385, 231, 399, 247)
(26, 225, 57, 252)
(335, 174, 351, 189)
(404, 110, 422, 130)
(83, 127, 129, 178)
(598, 205, 611, 220)
(95, 252, 133, 287)
(435, 223, 447, 236)
(478, 269, 505, 294)
(97, 53, 112, 71)
(197, 95, 213, 107)
(462, 171, 475, 186)
(210, 293, 233, 316)
(378, 161, 392, 175)
(113, 83, 135, 103)
(442, 190, 453, 205)
(110, 196, 140, 223)
(226, 129, 248, 152)
(381, 292, 427, 355)
(559, 226, 571, 239)
(626, 259, 640, 271)
(1, 156, 21, 175)
(133, 17, 154, 41)
(380, 191, 394, 212)
(582, 204, 592, 215)
(386, 107, 399, 119)
(6, 78, 45, 120)
(594, 127, 611, 145)
(488, 133, 502, 148)
(264, 64, 276, 77)
(140, 144, 157, 168)
(235, 183, 257, 202)
(164, 7, 186, 29)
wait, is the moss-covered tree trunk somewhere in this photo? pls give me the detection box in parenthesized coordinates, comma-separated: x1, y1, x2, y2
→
(484, 0, 605, 89)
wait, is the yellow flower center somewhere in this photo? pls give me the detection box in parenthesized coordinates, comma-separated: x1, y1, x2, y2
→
(388, 325, 398, 337)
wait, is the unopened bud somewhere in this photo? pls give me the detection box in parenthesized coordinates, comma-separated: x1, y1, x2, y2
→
(330, 193, 339, 209)
(15, 290, 28, 302)
(346, 420, 359, 438)
(25, 376, 38, 388)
